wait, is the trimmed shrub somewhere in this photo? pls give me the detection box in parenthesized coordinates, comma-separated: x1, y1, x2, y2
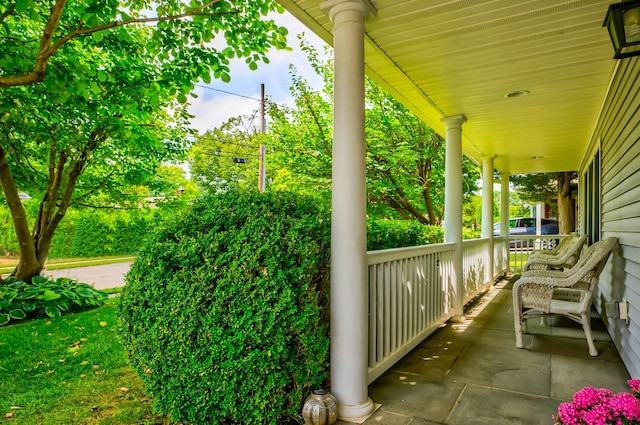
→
(118, 190, 331, 424)
(367, 219, 444, 250)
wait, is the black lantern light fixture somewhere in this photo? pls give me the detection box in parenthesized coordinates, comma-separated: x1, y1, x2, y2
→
(603, 0, 640, 59)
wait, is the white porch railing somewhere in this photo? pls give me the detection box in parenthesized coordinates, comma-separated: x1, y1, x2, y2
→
(508, 234, 569, 272)
(461, 238, 493, 303)
(366, 243, 455, 383)
(494, 236, 509, 278)
(365, 234, 568, 383)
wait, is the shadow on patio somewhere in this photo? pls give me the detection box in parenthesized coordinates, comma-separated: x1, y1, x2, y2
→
(349, 275, 630, 425)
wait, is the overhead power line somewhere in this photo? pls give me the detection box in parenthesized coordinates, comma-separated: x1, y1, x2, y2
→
(194, 84, 262, 102)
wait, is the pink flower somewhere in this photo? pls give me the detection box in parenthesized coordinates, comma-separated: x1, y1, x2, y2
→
(628, 380, 640, 393)
(556, 401, 582, 425)
(572, 387, 612, 409)
(610, 392, 640, 420)
(555, 381, 640, 425)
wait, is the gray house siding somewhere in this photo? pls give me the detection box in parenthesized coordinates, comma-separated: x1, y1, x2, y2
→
(581, 57, 640, 378)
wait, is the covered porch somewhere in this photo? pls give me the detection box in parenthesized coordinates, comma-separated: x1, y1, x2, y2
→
(276, 0, 640, 421)
(349, 274, 630, 425)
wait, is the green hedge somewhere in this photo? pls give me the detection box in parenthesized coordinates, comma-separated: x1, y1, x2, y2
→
(367, 219, 444, 250)
(118, 190, 331, 424)
(48, 210, 157, 258)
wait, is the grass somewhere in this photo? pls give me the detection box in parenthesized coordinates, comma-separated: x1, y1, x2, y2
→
(0, 300, 170, 424)
(509, 251, 531, 271)
(0, 256, 135, 275)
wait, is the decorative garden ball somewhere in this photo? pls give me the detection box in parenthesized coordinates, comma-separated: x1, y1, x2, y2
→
(302, 389, 338, 425)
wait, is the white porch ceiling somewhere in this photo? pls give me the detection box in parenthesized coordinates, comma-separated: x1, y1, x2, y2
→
(277, 0, 619, 175)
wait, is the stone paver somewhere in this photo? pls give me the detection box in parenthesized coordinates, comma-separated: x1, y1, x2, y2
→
(359, 275, 631, 425)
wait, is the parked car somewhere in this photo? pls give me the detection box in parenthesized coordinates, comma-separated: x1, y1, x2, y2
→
(494, 217, 559, 249)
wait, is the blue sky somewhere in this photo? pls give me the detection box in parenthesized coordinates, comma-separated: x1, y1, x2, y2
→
(187, 11, 328, 134)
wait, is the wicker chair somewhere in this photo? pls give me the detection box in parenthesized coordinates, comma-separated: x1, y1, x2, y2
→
(513, 237, 618, 356)
(523, 234, 588, 272)
(530, 232, 578, 255)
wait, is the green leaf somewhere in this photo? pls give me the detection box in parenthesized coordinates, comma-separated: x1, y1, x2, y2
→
(32, 276, 48, 285)
(63, 291, 77, 300)
(92, 31, 104, 42)
(55, 91, 70, 104)
(0, 313, 9, 326)
(43, 290, 61, 301)
(21, 303, 36, 312)
(45, 306, 61, 318)
(177, 93, 187, 103)
(76, 289, 97, 298)
(75, 79, 89, 96)
(14, 0, 29, 13)
(249, 62, 258, 71)
(90, 81, 101, 95)
(9, 309, 26, 320)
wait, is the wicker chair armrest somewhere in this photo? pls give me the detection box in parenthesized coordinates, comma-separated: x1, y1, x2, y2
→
(513, 279, 555, 312)
(521, 268, 570, 279)
(529, 251, 558, 257)
(516, 273, 582, 289)
(525, 263, 551, 271)
(529, 251, 560, 258)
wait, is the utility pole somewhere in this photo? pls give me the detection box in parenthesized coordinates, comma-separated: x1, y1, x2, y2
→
(258, 83, 266, 192)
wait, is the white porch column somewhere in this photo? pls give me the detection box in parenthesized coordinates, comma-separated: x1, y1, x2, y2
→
(442, 115, 466, 318)
(481, 156, 495, 283)
(322, 0, 374, 421)
(500, 173, 510, 237)
(536, 201, 543, 235)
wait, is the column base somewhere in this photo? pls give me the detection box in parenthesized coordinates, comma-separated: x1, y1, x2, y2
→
(450, 314, 467, 323)
(338, 397, 378, 423)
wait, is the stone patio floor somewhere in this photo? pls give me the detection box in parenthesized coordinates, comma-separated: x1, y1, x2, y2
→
(340, 275, 631, 425)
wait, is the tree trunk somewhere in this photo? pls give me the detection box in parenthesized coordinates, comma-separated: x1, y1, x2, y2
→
(0, 147, 43, 282)
(556, 171, 575, 234)
(0, 145, 70, 283)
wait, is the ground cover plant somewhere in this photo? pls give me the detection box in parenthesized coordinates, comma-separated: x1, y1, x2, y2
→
(0, 276, 108, 326)
(119, 190, 331, 425)
(0, 301, 168, 424)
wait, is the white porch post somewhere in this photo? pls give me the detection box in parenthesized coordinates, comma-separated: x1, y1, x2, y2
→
(500, 173, 510, 237)
(481, 156, 495, 283)
(322, 0, 374, 421)
(442, 115, 466, 318)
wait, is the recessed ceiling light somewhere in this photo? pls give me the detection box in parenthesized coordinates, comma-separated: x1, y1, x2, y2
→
(504, 90, 530, 98)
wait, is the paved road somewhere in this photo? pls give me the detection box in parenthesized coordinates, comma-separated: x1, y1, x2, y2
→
(42, 261, 133, 290)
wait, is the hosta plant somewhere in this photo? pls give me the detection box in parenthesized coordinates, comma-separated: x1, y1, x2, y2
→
(0, 276, 108, 326)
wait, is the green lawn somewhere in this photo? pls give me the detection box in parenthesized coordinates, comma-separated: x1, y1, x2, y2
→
(0, 300, 169, 424)
(509, 251, 531, 271)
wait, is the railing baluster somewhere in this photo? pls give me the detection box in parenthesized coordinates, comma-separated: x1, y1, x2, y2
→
(383, 261, 391, 358)
(368, 265, 376, 367)
(376, 264, 382, 360)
